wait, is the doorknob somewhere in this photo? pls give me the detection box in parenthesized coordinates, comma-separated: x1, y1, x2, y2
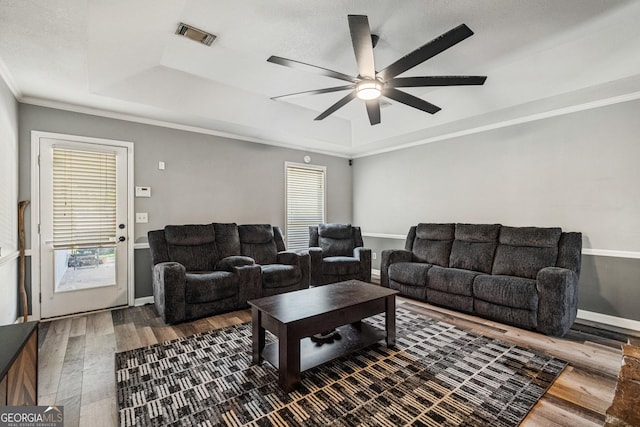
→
(118, 236, 126, 242)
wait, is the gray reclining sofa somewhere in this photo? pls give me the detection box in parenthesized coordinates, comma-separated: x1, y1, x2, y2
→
(148, 223, 309, 324)
(381, 223, 582, 336)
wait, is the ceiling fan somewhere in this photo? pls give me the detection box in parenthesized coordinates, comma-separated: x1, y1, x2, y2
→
(267, 15, 487, 125)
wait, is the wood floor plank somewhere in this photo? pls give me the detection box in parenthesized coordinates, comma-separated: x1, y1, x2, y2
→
(38, 317, 72, 397)
(114, 323, 142, 352)
(69, 316, 87, 337)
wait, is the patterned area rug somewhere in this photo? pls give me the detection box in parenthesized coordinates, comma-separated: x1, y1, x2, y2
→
(115, 308, 567, 426)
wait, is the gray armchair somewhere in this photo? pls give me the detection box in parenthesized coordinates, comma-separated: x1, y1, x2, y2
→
(238, 224, 310, 296)
(148, 223, 261, 324)
(308, 224, 372, 286)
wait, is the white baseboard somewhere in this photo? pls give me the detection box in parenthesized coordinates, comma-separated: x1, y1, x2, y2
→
(371, 269, 381, 279)
(134, 296, 154, 306)
(576, 309, 640, 332)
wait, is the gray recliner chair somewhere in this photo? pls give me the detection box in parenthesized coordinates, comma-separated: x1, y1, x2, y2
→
(238, 224, 310, 297)
(148, 223, 261, 324)
(308, 223, 372, 286)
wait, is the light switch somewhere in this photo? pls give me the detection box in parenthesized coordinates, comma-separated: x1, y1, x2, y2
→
(136, 212, 148, 223)
(158, 161, 165, 170)
(135, 186, 151, 197)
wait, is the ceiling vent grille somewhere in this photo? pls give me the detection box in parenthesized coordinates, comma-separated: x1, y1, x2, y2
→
(175, 23, 216, 46)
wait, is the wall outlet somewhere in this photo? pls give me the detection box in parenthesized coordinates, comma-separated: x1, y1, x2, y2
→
(372, 252, 377, 260)
(136, 212, 148, 223)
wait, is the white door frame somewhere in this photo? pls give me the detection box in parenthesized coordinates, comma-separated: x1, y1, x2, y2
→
(30, 130, 135, 320)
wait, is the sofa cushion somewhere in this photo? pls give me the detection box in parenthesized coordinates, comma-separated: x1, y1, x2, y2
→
(238, 225, 278, 265)
(238, 224, 274, 244)
(427, 266, 480, 297)
(318, 223, 352, 239)
(322, 256, 361, 276)
(185, 271, 237, 304)
(473, 275, 538, 310)
(411, 223, 454, 267)
(317, 224, 354, 257)
(388, 262, 431, 286)
(165, 224, 216, 245)
(389, 281, 427, 301)
(492, 226, 562, 279)
(449, 223, 500, 274)
(213, 223, 241, 259)
(165, 224, 219, 271)
(261, 264, 302, 289)
(426, 289, 473, 313)
(474, 300, 537, 330)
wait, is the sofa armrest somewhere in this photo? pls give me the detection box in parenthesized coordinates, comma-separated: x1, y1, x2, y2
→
(277, 250, 310, 288)
(380, 249, 412, 288)
(354, 247, 372, 283)
(215, 255, 255, 272)
(152, 262, 186, 324)
(309, 247, 323, 286)
(536, 267, 579, 337)
(236, 264, 263, 303)
(277, 250, 300, 266)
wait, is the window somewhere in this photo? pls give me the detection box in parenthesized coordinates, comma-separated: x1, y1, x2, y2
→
(52, 147, 117, 248)
(285, 162, 326, 251)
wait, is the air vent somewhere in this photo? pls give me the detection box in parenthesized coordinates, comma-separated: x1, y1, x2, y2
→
(175, 23, 216, 46)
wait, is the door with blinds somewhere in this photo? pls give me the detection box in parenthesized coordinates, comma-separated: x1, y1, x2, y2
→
(39, 137, 129, 318)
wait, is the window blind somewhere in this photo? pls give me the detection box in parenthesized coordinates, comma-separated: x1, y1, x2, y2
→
(285, 163, 326, 251)
(52, 148, 117, 248)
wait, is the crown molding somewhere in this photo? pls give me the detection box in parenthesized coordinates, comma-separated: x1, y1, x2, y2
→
(0, 56, 21, 99)
(19, 96, 352, 159)
(354, 90, 640, 159)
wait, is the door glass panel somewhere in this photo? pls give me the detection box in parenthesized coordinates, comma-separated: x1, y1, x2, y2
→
(54, 246, 116, 292)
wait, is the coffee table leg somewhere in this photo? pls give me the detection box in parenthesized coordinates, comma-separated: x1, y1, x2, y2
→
(385, 295, 396, 347)
(252, 307, 265, 364)
(278, 323, 300, 392)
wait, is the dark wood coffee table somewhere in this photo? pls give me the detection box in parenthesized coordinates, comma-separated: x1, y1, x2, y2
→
(248, 280, 398, 392)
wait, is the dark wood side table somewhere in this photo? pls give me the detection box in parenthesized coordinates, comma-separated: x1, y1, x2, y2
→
(0, 321, 38, 406)
(248, 280, 398, 392)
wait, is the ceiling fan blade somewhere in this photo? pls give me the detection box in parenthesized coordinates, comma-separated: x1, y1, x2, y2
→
(365, 99, 381, 125)
(267, 55, 358, 83)
(388, 75, 487, 87)
(377, 24, 474, 80)
(383, 88, 441, 114)
(315, 91, 357, 120)
(348, 15, 376, 79)
(271, 85, 355, 100)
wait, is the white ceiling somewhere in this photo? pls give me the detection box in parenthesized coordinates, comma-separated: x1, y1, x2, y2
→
(1, 0, 639, 157)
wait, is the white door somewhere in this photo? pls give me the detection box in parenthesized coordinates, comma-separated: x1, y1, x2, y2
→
(39, 137, 129, 318)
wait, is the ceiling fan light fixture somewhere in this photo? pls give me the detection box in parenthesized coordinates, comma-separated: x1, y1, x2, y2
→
(356, 80, 383, 100)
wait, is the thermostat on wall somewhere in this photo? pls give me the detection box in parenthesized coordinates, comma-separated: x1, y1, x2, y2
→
(135, 186, 151, 197)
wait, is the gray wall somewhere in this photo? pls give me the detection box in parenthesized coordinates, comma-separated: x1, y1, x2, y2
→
(19, 104, 353, 299)
(353, 99, 640, 321)
(0, 75, 19, 325)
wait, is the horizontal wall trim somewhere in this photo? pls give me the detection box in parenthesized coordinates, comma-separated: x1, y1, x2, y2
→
(363, 232, 406, 240)
(581, 248, 640, 259)
(134, 243, 150, 250)
(577, 309, 640, 332)
(134, 296, 154, 306)
(363, 233, 640, 259)
(0, 250, 19, 267)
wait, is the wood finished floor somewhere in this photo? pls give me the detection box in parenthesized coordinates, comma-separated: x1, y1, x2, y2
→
(37, 297, 626, 427)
